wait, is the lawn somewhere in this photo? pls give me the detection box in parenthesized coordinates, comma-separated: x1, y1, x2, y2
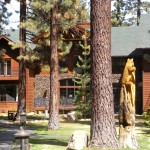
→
(25, 114, 90, 150)
(25, 114, 150, 150)
(0, 113, 150, 150)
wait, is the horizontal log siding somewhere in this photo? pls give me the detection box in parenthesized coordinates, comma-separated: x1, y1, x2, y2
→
(0, 102, 17, 112)
(143, 71, 150, 111)
(26, 69, 35, 112)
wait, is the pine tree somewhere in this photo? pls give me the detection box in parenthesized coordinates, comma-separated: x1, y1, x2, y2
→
(89, 0, 119, 148)
(111, 0, 131, 26)
(9, 0, 89, 127)
(111, 0, 150, 26)
(142, 0, 150, 13)
(73, 30, 91, 118)
(19, 0, 89, 129)
(15, 0, 89, 65)
(48, 0, 59, 130)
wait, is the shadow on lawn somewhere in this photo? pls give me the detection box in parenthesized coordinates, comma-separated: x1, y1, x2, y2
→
(30, 138, 68, 147)
(27, 116, 48, 121)
(26, 123, 47, 131)
(61, 120, 91, 125)
(139, 128, 150, 136)
(0, 115, 8, 120)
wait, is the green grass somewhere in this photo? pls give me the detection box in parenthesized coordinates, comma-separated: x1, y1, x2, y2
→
(26, 114, 150, 150)
(30, 138, 68, 150)
(27, 121, 90, 135)
(0, 113, 8, 120)
(27, 119, 90, 150)
(21, 114, 90, 150)
(0, 127, 7, 131)
(0, 113, 150, 150)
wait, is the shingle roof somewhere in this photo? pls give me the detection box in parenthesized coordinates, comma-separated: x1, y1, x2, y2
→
(1, 14, 150, 56)
(112, 14, 150, 56)
(2, 29, 19, 43)
(1, 29, 36, 49)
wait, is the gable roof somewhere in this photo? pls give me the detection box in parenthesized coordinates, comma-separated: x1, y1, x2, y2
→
(0, 29, 19, 43)
(1, 14, 150, 57)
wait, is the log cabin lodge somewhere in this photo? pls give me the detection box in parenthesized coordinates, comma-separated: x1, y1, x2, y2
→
(0, 14, 150, 114)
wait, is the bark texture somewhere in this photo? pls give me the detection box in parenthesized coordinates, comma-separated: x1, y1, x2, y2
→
(89, 0, 119, 148)
(14, 0, 26, 120)
(48, 2, 59, 130)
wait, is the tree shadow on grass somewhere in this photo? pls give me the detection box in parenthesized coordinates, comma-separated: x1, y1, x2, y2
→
(0, 115, 8, 120)
(26, 123, 47, 131)
(27, 115, 48, 121)
(138, 128, 150, 136)
(135, 121, 147, 127)
(61, 120, 91, 125)
(30, 138, 68, 147)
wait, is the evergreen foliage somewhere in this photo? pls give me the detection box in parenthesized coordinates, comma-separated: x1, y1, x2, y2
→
(0, 0, 12, 34)
(142, 1, 150, 13)
(143, 106, 150, 127)
(111, 0, 150, 26)
(9, 0, 89, 71)
(73, 30, 91, 118)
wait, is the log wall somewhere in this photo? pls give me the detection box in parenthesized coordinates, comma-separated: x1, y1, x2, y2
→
(26, 68, 35, 112)
(143, 51, 150, 112)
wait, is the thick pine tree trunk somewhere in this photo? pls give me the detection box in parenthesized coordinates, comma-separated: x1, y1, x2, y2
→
(89, 0, 119, 148)
(48, 2, 59, 130)
(14, 0, 26, 120)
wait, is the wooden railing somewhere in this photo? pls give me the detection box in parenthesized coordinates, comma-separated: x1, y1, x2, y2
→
(0, 102, 17, 112)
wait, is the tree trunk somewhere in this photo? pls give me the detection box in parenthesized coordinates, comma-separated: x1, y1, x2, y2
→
(48, 2, 59, 130)
(89, 0, 119, 148)
(14, 0, 26, 120)
(117, 0, 121, 26)
(137, 0, 141, 26)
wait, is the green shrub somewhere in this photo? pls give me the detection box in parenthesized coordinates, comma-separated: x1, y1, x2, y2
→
(143, 106, 150, 127)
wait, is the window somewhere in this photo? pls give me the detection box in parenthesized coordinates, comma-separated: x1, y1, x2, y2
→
(0, 60, 11, 76)
(0, 62, 4, 75)
(0, 84, 17, 101)
(6, 60, 11, 75)
(60, 79, 79, 105)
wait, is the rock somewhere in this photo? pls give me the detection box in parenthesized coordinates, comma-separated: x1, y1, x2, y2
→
(67, 111, 77, 121)
(67, 130, 88, 150)
(62, 114, 68, 120)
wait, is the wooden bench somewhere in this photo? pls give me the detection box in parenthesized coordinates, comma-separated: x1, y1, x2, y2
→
(8, 110, 17, 120)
